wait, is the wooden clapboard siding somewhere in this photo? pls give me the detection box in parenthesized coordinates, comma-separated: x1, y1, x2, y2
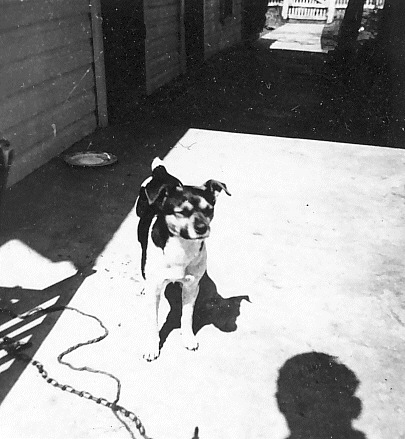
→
(0, 66, 95, 132)
(147, 34, 181, 63)
(147, 62, 182, 93)
(147, 0, 178, 6)
(10, 114, 97, 185)
(145, 63, 178, 93)
(0, 17, 92, 66)
(144, 0, 183, 94)
(0, 0, 99, 185)
(143, 0, 243, 94)
(146, 19, 179, 42)
(204, 0, 242, 59)
(1, 40, 94, 101)
(0, 0, 90, 31)
(146, 2, 178, 20)
(147, 55, 181, 81)
(2, 93, 96, 158)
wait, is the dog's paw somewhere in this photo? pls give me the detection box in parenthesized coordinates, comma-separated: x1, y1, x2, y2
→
(142, 337, 160, 362)
(182, 333, 199, 351)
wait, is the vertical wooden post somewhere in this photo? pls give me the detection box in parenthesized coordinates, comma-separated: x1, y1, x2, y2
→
(90, 0, 108, 127)
(144, 0, 151, 95)
(380, 0, 405, 146)
(0, 139, 13, 211)
(282, 0, 290, 19)
(327, 0, 336, 23)
(179, 0, 187, 74)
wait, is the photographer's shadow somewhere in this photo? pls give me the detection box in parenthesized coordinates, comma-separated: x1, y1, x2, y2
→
(159, 272, 250, 349)
(276, 352, 367, 439)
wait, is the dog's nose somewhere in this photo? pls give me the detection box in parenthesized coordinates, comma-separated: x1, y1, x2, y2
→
(194, 220, 208, 235)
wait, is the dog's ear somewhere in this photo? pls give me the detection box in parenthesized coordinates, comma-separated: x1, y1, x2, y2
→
(145, 165, 183, 204)
(204, 179, 231, 201)
(136, 164, 183, 217)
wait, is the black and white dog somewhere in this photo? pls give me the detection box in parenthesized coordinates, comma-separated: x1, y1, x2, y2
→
(136, 159, 231, 361)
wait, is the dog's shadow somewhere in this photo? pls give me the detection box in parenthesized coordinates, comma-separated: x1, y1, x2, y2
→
(159, 272, 250, 349)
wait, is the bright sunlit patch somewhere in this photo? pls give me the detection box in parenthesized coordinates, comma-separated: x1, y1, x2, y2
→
(260, 23, 336, 53)
(6, 315, 47, 339)
(0, 335, 32, 374)
(0, 240, 76, 289)
(0, 296, 60, 334)
(0, 358, 15, 374)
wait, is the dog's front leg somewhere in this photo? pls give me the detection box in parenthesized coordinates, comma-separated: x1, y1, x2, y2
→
(181, 279, 200, 351)
(142, 282, 163, 361)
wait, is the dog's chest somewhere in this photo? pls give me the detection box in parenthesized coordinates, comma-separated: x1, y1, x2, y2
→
(146, 232, 206, 281)
(164, 237, 204, 264)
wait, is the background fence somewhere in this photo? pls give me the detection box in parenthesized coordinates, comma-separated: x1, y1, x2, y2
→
(267, 0, 385, 13)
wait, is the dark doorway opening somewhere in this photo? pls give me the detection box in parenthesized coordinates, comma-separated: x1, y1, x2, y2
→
(101, 0, 146, 117)
(184, 0, 205, 71)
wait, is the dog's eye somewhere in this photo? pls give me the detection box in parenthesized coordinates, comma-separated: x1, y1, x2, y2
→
(173, 208, 191, 217)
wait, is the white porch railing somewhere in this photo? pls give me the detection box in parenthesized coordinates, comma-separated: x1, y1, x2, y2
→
(267, 0, 385, 23)
(334, 0, 385, 9)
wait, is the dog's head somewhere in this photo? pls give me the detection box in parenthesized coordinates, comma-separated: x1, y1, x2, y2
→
(137, 160, 231, 240)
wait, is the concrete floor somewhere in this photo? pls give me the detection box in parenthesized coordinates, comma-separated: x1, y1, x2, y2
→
(1, 42, 405, 439)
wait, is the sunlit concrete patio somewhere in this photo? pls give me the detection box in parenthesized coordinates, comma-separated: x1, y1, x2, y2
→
(1, 127, 404, 439)
(260, 23, 337, 53)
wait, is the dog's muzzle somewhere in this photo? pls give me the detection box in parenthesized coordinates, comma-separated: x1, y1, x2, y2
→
(194, 219, 209, 236)
(179, 216, 210, 240)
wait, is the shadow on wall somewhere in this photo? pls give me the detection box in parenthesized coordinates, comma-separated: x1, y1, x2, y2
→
(276, 352, 366, 439)
(159, 272, 250, 349)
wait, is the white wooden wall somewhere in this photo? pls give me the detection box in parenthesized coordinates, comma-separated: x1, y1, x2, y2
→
(0, 0, 100, 185)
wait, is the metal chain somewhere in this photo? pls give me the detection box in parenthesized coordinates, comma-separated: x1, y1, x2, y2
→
(0, 305, 152, 439)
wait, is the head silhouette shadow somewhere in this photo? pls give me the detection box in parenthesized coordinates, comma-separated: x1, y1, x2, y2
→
(276, 352, 366, 439)
(159, 271, 250, 349)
